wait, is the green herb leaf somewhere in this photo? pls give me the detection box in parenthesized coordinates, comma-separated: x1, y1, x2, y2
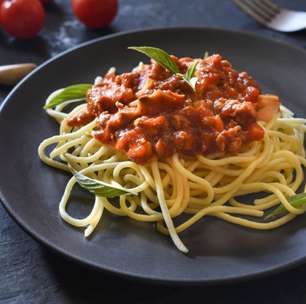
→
(183, 60, 198, 91)
(129, 46, 200, 91)
(184, 61, 198, 82)
(128, 46, 180, 74)
(44, 83, 92, 109)
(73, 170, 133, 198)
(187, 77, 198, 91)
(203, 51, 209, 59)
(265, 193, 306, 219)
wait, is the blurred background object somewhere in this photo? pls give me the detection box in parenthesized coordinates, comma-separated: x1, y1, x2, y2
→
(0, 0, 118, 40)
(0, 0, 46, 39)
(0, 63, 36, 85)
(71, 0, 118, 29)
(234, 0, 306, 32)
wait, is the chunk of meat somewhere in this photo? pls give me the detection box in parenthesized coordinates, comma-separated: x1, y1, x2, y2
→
(256, 94, 280, 122)
(216, 126, 242, 153)
(202, 115, 224, 132)
(244, 86, 260, 102)
(138, 90, 185, 115)
(67, 110, 95, 127)
(174, 130, 194, 152)
(247, 123, 265, 141)
(134, 115, 167, 136)
(87, 84, 135, 114)
(219, 99, 257, 126)
(128, 141, 153, 164)
(135, 115, 166, 129)
(155, 137, 174, 158)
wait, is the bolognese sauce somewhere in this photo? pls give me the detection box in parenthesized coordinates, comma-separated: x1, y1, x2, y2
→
(68, 54, 280, 164)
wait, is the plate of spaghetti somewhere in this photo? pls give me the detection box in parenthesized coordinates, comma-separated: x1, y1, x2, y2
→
(1, 28, 306, 283)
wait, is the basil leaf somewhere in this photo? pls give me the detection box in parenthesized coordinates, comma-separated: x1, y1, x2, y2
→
(183, 61, 198, 91)
(187, 77, 198, 91)
(44, 83, 92, 109)
(184, 61, 198, 82)
(129, 46, 199, 91)
(73, 170, 132, 198)
(128, 46, 180, 74)
(265, 193, 306, 219)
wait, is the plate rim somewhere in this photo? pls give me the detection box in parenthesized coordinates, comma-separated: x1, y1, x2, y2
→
(1, 26, 306, 284)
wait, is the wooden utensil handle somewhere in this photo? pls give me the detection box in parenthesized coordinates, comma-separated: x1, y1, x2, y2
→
(0, 63, 37, 86)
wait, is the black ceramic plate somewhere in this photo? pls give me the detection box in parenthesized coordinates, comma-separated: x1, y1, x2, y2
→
(1, 28, 306, 284)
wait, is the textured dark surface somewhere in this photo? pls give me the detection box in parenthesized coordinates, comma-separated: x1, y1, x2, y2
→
(1, 0, 306, 303)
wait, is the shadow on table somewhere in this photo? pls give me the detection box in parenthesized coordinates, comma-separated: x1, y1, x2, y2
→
(0, 33, 49, 63)
(42, 248, 306, 304)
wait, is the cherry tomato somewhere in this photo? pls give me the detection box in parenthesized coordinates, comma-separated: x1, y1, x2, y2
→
(71, 0, 118, 29)
(0, 0, 3, 24)
(0, 0, 45, 39)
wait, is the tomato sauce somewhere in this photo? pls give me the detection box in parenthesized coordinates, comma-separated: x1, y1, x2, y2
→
(68, 54, 268, 164)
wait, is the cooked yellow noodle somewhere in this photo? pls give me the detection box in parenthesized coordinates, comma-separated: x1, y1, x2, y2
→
(38, 94, 306, 253)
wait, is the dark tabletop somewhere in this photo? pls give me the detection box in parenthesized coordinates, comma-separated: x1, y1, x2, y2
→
(1, 0, 306, 303)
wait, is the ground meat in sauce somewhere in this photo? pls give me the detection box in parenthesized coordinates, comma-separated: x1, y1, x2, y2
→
(68, 54, 270, 164)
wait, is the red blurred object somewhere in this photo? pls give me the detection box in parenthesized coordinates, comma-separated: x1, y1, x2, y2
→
(0, 0, 3, 24)
(71, 0, 118, 29)
(0, 0, 45, 39)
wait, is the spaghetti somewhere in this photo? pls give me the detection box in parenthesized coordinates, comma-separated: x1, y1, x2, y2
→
(38, 52, 306, 253)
